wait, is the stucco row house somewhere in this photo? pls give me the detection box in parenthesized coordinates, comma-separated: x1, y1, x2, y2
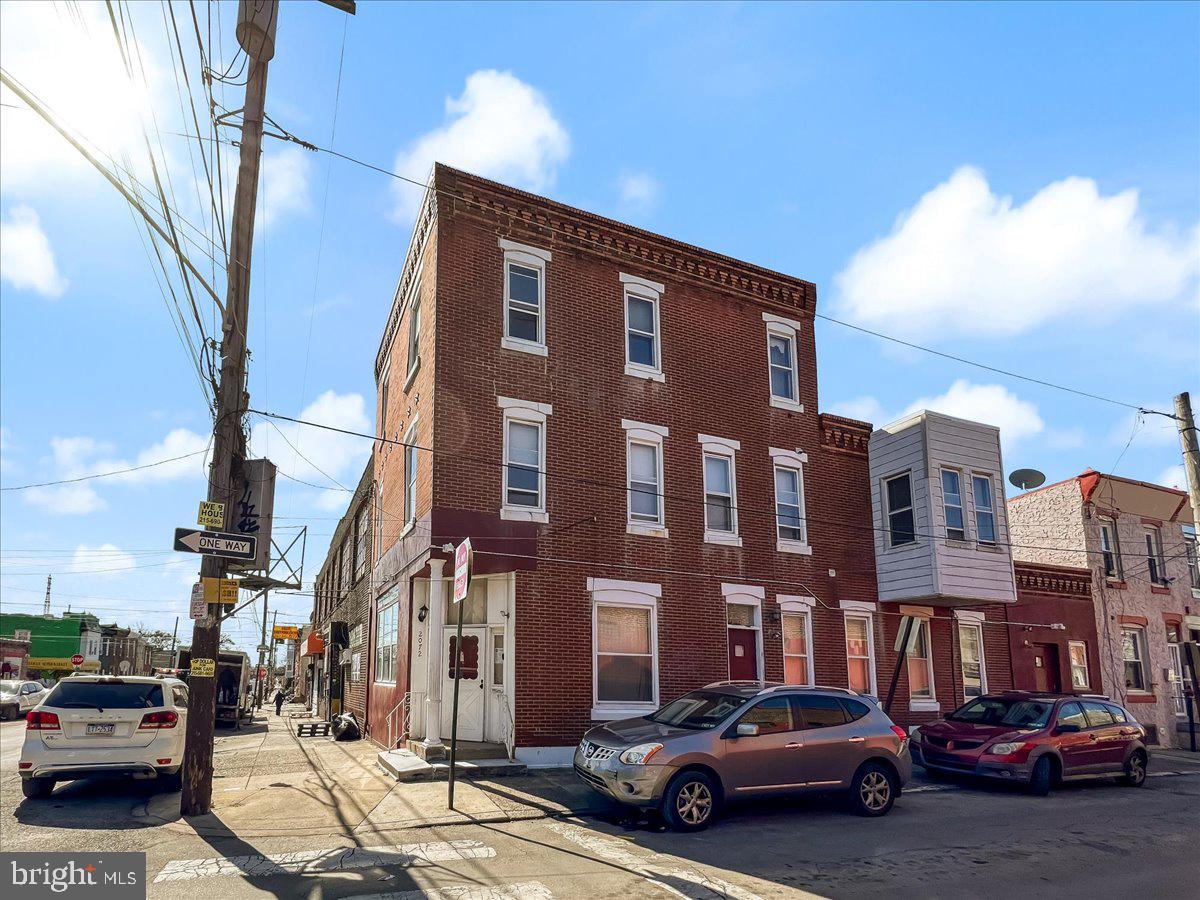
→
(303, 166, 1193, 761)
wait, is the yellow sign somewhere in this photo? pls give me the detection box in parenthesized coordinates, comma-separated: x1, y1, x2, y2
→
(272, 625, 300, 641)
(197, 501, 225, 528)
(202, 577, 240, 604)
(27, 657, 100, 672)
(190, 658, 216, 677)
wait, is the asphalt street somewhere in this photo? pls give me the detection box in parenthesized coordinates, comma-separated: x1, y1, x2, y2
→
(3, 718, 1199, 899)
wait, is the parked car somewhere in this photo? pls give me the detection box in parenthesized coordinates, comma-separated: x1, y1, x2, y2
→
(910, 691, 1149, 795)
(18, 675, 189, 800)
(0, 680, 48, 720)
(574, 681, 912, 831)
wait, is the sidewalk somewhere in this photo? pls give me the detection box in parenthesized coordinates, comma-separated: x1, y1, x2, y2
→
(137, 704, 613, 840)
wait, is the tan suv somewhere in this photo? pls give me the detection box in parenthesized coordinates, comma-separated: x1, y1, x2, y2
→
(574, 682, 912, 831)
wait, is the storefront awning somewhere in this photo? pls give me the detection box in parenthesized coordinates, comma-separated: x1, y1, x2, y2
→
(303, 633, 325, 657)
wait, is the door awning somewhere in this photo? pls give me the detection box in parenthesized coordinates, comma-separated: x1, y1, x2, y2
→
(303, 633, 325, 657)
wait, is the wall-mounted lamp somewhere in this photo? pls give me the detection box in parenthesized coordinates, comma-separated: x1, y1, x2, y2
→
(417, 605, 429, 623)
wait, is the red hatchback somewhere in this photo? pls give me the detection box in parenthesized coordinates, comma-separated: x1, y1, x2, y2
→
(911, 692, 1150, 795)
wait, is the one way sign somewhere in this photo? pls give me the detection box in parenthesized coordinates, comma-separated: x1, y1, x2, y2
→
(173, 528, 257, 561)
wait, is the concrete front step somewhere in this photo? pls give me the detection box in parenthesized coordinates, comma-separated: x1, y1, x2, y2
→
(378, 748, 527, 782)
(406, 739, 508, 761)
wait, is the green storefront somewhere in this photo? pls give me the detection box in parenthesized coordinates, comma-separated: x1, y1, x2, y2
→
(0, 613, 93, 678)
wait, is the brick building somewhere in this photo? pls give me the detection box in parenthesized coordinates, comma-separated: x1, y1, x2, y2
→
(98, 625, 150, 676)
(1008, 470, 1200, 747)
(1008, 562, 1101, 694)
(309, 459, 374, 721)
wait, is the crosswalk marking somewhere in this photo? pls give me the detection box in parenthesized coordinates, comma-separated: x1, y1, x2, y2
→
(153, 839, 495, 883)
(544, 820, 768, 900)
(353, 880, 554, 900)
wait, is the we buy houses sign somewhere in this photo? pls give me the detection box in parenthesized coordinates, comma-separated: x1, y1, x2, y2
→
(453, 539, 472, 603)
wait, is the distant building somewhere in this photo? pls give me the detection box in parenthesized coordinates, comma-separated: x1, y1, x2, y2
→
(0, 612, 100, 677)
(0, 636, 31, 680)
(99, 624, 151, 676)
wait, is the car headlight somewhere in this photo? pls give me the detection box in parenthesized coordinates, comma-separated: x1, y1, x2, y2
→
(619, 742, 664, 765)
(988, 741, 1029, 756)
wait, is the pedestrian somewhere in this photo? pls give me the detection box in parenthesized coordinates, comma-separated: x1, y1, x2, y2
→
(273, 681, 285, 716)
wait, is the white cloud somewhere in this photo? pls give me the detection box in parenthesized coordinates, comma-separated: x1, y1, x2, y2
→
(24, 483, 105, 515)
(112, 428, 210, 484)
(393, 70, 569, 218)
(617, 171, 661, 214)
(249, 391, 370, 488)
(1108, 411, 1180, 447)
(0, 205, 67, 297)
(69, 543, 136, 576)
(260, 146, 313, 227)
(1157, 464, 1186, 491)
(827, 395, 887, 424)
(900, 380, 1044, 451)
(1045, 427, 1086, 450)
(835, 166, 1199, 338)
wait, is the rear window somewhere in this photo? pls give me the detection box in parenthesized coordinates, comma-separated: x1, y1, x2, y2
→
(45, 681, 163, 710)
(1082, 701, 1115, 728)
(797, 695, 847, 729)
(1107, 704, 1128, 723)
(840, 698, 872, 722)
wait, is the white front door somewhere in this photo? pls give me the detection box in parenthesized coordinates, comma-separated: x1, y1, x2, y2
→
(441, 626, 486, 742)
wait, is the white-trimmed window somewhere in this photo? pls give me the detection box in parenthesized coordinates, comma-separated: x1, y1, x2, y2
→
(770, 447, 809, 553)
(499, 238, 551, 356)
(842, 601, 877, 695)
(1068, 640, 1090, 689)
(956, 610, 987, 699)
(1121, 627, 1147, 692)
(589, 578, 660, 719)
(1099, 519, 1123, 580)
(884, 472, 916, 548)
(403, 420, 418, 528)
(699, 434, 741, 545)
(355, 503, 370, 577)
(406, 298, 422, 379)
(972, 475, 996, 544)
(375, 593, 398, 684)
(1183, 524, 1200, 590)
(379, 360, 391, 440)
(621, 273, 664, 382)
(762, 313, 802, 411)
(1144, 527, 1167, 585)
(498, 397, 552, 523)
(779, 596, 815, 686)
(623, 420, 668, 537)
(904, 615, 936, 707)
(942, 469, 966, 542)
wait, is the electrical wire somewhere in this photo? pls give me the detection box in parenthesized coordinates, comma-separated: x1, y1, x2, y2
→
(1, 450, 207, 491)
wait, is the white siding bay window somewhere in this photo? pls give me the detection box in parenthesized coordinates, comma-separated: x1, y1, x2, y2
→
(699, 434, 741, 546)
(623, 420, 668, 537)
(589, 578, 660, 720)
(621, 273, 665, 382)
(499, 238, 551, 356)
(972, 475, 996, 545)
(498, 396, 552, 523)
(762, 312, 803, 412)
(770, 447, 810, 554)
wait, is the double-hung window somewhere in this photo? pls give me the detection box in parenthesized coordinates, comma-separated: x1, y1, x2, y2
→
(779, 597, 814, 686)
(1122, 627, 1147, 692)
(498, 397, 552, 523)
(770, 447, 809, 553)
(621, 274, 665, 381)
(1183, 524, 1200, 590)
(1068, 641, 1090, 689)
(374, 592, 399, 684)
(406, 298, 421, 379)
(884, 473, 916, 547)
(905, 617, 935, 703)
(590, 578, 660, 719)
(942, 469, 966, 541)
(762, 313, 803, 411)
(355, 503, 370, 577)
(1099, 519, 1123, 580)
(1144, 527, 1167, 585)
(623, 420, 668, 536)
(956, 611, 987, 699)
(499, 239, 551, 356)
(844, 610, 876, 695)
(403, 421, 418, 527)
(699, 435, 740, 545)
(972, 475, 996, 544)
(379, 362, 391, 441)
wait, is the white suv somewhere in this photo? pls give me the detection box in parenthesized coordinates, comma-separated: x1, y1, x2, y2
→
(1, 679, 48, 719)
(19, 675, 189, 800)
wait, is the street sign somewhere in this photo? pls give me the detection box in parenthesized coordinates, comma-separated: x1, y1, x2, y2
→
(273, 625, 299, 641)
(189, 583, 209, 621)
(453, 538, 472, 603)
(228, 458, 276, 572)
(173, 527, 257, 560)
(197, 501, 225, 528)
(256, 644, 270, 654)
(70, 653, 84, 667)
(190, 658, 216, 678)
(201, 576, 240, 604)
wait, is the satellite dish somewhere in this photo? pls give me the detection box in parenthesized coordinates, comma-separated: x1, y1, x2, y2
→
(1009, 468, 1046, 491)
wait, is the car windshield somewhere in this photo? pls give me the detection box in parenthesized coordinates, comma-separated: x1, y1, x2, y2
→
(949, 697, 1054, 728)
(45, 681, 163, 710)
(648, 690, 749, 730)
(0, 682, 18, 695)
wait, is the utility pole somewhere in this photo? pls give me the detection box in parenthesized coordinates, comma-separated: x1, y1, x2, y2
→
(269, 611, 279, 684)
(180, 0, 277, 818)
(255, 591, 270, 709)
(1174, 392, 1200, 752)
(43, 575, 51, 616)
(169, 616, 179, 656)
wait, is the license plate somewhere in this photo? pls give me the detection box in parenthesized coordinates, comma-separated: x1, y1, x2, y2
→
(86, 723, 115, 736)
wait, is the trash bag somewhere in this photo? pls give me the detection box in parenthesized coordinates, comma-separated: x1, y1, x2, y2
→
(331, 711, 360, 741)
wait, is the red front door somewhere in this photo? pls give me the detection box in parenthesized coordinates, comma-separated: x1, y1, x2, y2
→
(1032, 644, 1061, 692)
(728, 628, 759, 680)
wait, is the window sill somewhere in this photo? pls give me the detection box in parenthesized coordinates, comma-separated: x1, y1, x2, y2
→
(624, 362, 665, 383)
(704, 532, 743, 548)
(399, 520, 416, 540)
(975, 543, 1003, 553)
(1105, 579, 1128, 590)
(402, 359, 420, 392)
(1125, 693, 1157, 704)
(627, 522, 669, 538)
(501, 506, 549, 524)
(591, 704, 656, 721)
(769, 396, 804, 413)
(1150, 585, 1171, 595)
(909, 699, 940, 713)
(777, 539, 812, 555)
(501, 336, 548, 357)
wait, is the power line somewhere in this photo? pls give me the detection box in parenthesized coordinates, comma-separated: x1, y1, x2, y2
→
(1, 450, 207, 492)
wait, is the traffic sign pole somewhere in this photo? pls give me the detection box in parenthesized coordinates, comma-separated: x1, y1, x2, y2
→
(447, 539, 472, 810)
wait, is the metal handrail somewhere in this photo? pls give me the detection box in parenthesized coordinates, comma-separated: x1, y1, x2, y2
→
(385, 692, 411, 750)
(498, 694, 516, 761)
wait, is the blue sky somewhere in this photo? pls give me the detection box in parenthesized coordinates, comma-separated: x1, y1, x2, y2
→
(1, 1, 1197, 655)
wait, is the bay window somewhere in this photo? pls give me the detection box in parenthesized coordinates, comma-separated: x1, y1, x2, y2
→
(884, 472, 915, 547)
(972, 475, 996, 544)
(942, 469, 966, 541)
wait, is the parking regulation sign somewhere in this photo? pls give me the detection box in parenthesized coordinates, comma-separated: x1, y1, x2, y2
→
(453, 538, 472, 603)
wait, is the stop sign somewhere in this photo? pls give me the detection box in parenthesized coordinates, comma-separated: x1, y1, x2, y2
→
(70, 654, 84, 667)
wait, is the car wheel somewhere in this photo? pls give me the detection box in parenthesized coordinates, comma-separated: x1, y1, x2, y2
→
(850, 762, 898, 817)
(21, 777, 54, 800)
(660, 770, 718, 832)
(1028, 756, 1053, 796)
(1122, 750, 1147, 787)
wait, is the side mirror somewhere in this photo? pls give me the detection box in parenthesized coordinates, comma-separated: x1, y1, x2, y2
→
(735, 722, 760, 738)
(1056, 723, 1080, 734)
